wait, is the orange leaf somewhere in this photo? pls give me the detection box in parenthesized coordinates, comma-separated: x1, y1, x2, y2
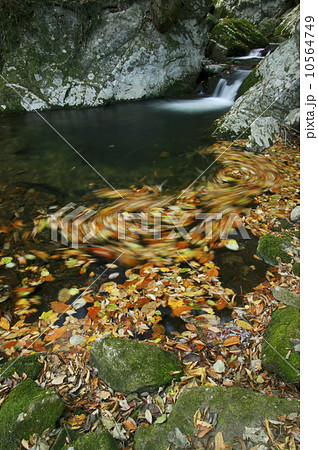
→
(223, 336, 240, 347)
(207, 267, 219, 278)
(215, 298, 228, 311)
(50, 302, 71, 314)
(175, 343, 192, 352)
(172, 306, 192, 317)
(44, 327, 67, 342)
(87, 306, 101, 319)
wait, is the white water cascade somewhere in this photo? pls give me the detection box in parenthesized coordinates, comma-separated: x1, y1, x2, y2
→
(153, 69, 250, 113)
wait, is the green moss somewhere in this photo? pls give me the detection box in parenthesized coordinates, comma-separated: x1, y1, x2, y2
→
(206, 13, 218, 31)
(262, 306, 300, 383)
(257, 234, 292, 266)
(238, 65, 261, 96)
(259, 17, 279, 39)
(69, 430, 118, 449)
(0, 353, 44, 380)
(90, 337, 182, 393)
(210, 18, 268, 56)
(51, 426, 81, 450)
(134, 385, 299, 448)
(292, 262, 300, 277)
(0, 379, 64, 450)
(274, 5, 300, 39)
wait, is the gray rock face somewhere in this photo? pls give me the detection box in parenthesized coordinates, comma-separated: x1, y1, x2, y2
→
(0, 1, 210, 113)
(271, 286, 300, 310)
(284, 108, 300, 130)
(213, 0, 295, 25)
(214, 28, 299, 142)
(246, 117, 279, 153)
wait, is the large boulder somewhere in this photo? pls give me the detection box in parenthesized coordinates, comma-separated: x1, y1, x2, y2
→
(90, 337, 182, 393)
(134, 385, 299, 447)
(0, 0, 210, 113)
(212, 0, 297, 25)
(210, 18, 268, 56)
(256, 234, 293, 266)
(0, 379, 64, 450)
(262, 306, 300, 383)
(0, 353, 44, 380)
(214, 21, 299, 142)
(245, 117, 279, 153)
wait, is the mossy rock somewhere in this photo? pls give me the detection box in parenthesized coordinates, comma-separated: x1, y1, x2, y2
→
(0, 379, 64, 450)
(151, 0, 182, 33)
(210, 18, 268, 56)
(292, 261, 300, 277)
(206, 13, 219, 32)
(90, 337, 182, 393)
(257, 234, 292, 266)
(274, 5, 300, 40)
(258, 17, 280, 39)
(51, 426, 82, 450)
(134, 385, 299, 448)
(0, 353, 44, 380)
(65, 430, 118, 449)
(262, 306, 300, 383)
(271, 286, 300, 310)
(238, 65, 262, 96)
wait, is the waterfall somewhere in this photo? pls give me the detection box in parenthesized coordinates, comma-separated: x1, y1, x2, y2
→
(152, 69, 250, 114)
(212, 70, 250, 102)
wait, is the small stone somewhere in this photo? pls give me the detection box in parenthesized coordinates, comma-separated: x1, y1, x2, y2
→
(213, 360, 225, 373)
(290, 206, 300, 222)
(70, 335, 84, 346)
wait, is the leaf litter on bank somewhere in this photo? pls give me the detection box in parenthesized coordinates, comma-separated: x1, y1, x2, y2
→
(0, 138, 300, 448)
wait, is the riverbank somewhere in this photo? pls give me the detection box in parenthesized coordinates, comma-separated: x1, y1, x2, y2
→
(0, 135, 300, 449)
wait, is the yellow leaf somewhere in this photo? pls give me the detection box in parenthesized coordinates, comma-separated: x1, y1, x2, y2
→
(236, 320, 252, 330)
(0, 317, 10, 330)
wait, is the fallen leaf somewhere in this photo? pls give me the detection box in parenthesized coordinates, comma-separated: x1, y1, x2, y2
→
(223, 336, 240, 346)
(44, 327, 68, 342)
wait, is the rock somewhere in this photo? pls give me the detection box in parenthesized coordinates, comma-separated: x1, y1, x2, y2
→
(257, 234, 293, 266)
(284, 108, 300, 130)
(90, 337, 182, 393)
(213, 359, 226, 373)
(0, 353, 44, 380)
(0, 1, 210, 113)
(214, 19, 299, 140)
(258, 17, 280, 38)
(151, 0, 182, 33)
(275, 5, 300, 39)
(262, 306, 300, 383)
(205, 39, 228, 63)
(210, 18, 268, 56)
(227, 0, 295, 26)
(134, 385, 299, 447)
(290, 206, 300, 222)
(292, 262, 300, 277)
(0, 379, 64, 450)
(51, 426, 81, 450)
(245, 117, 279, 153)
(66, 430, 119, 450)
(271, 286, 300, 310)
(202, 60, 228, 75)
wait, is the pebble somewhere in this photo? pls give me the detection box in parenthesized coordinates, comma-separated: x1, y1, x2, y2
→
(213, 359, 226, 373)
(70, 334, 84, 346)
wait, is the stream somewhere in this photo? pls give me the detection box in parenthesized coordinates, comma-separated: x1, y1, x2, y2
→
(0, 63, 270, 328)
